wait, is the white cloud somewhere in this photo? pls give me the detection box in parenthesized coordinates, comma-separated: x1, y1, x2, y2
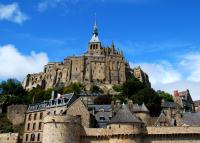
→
(154, 81, 200, 101)
(0, 44, 48, 81)
(130, 61, 181, 85)
(37, 0, 79, 12)
(0, 3, 28, 24)
(130, 52, 200, 100)
(180, 53, 200, 82)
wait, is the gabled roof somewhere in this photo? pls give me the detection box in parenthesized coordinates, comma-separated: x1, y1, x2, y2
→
(130, 103, 149, 113)
(154, 112, 172, 126)
(162, 101, 180, 109)
(181, 112, 200, 126)
(88, 104, 111, 112)
(110, 104, 141, 124)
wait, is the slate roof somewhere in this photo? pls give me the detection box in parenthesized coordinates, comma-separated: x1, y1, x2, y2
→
(154, 112, 172, 126)
(88, 105, 111, 112)
(27, 93, 76, 112)
(162, 101, 180, 109)
(182, 112, 200, 126)
(131, 103, 149, 113)
(110, 104, 141, 124)
(194, 100, 200, 107)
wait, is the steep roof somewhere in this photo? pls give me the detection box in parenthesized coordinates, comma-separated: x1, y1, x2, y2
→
(182, 112, 200, 126)
(131, 103, 149, 113)
(110, 104, 141, 124)
(162, 101, 180, 109)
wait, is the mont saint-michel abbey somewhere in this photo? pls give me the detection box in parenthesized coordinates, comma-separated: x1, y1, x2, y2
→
(22, 20, 150, 90)
(2, 21, 200, 143)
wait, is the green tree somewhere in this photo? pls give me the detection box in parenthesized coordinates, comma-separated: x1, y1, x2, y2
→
(122, 78, 146, 97)
(131, 88, 162, 116)
(90, 84, 103, 93)
(63, 83, 83, 95)
(112, 84, 123, 92)
(157, 90, 174, 102)
(94, 95, 112, 104)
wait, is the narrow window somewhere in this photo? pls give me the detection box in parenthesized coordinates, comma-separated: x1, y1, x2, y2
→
(40, 112, 43, 119)
(38, 122, 42, 130)
(25, 134, 29, 141)
(27, 123, 30, 131)
(30, 134, 35, 141)
(28, 114, 32, 121)
(33, 123, 36, 130)
(34, 113, 37, 120)
(37, 133, 40, 141)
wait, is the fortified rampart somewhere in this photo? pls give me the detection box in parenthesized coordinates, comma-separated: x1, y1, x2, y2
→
(0, 133, 19, 143)
(80, 126, 200, 143)
(42, 115, 81, 143)
(7, 105, 27, 125)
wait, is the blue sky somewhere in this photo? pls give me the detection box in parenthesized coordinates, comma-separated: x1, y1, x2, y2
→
(0, 0, 200, 99)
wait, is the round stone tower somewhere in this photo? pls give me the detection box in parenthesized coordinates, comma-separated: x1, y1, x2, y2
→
(108, 104, 146, 143)
(42, 115, 81, 143)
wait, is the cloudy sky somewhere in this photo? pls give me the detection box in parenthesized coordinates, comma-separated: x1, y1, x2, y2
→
(0, 0, 200, 99)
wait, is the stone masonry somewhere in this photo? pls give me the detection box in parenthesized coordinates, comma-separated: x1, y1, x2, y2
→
(22, 21, 150, 91)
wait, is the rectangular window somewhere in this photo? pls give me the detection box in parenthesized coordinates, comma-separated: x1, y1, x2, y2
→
(38, 122, 42, 130)
(34, 113, 37, 120)
(30, 134, 35, 141)
(40, 112, 43, 119)
(28, 114, 32, 121)
(33, 123, 36, 130)
(27, 123, 30, 131)
(37, 133, 40, 141)
(25, 134, 29, 141)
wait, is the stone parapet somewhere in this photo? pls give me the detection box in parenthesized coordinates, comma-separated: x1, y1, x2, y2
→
(147, 126, 200, 134)
(0, 133, 19, 143)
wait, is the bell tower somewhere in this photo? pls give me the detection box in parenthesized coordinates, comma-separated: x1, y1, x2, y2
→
(88, 17, 102, 54)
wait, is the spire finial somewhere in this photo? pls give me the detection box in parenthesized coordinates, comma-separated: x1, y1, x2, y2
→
(93, 13, 98, 36)
(94, 13, 97, 27)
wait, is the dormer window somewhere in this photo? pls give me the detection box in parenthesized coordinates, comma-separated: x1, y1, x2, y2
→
(99, 116, 105, 121)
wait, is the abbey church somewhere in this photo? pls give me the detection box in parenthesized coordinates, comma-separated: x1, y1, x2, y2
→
(22, 20, 150, 90)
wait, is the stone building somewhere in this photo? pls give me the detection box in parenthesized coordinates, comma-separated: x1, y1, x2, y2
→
(173, 89, 194, 112)
(22, 20, 150, 91)
(22, 93, 76, 143)
(21, 93, 200, 143)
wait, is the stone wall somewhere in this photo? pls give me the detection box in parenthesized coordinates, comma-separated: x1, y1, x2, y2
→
(7, 105, 27, 125)
(0, 133, 19, 143)
(67, 98, 91, 127)
(42, 115, 81, 143)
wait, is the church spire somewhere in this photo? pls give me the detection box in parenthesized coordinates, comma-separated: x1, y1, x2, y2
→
(93, 14, 98, 36)
(90, 14, 100, 43)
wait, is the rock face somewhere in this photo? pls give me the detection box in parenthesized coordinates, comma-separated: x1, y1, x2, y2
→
(22, 21, 150, 90)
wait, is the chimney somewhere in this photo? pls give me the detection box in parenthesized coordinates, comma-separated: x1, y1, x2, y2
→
(116, 100, 121, 107)
(128, 100, 133, 110)
(174, 90, 179, 97)
(51, 90, 55, 100)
